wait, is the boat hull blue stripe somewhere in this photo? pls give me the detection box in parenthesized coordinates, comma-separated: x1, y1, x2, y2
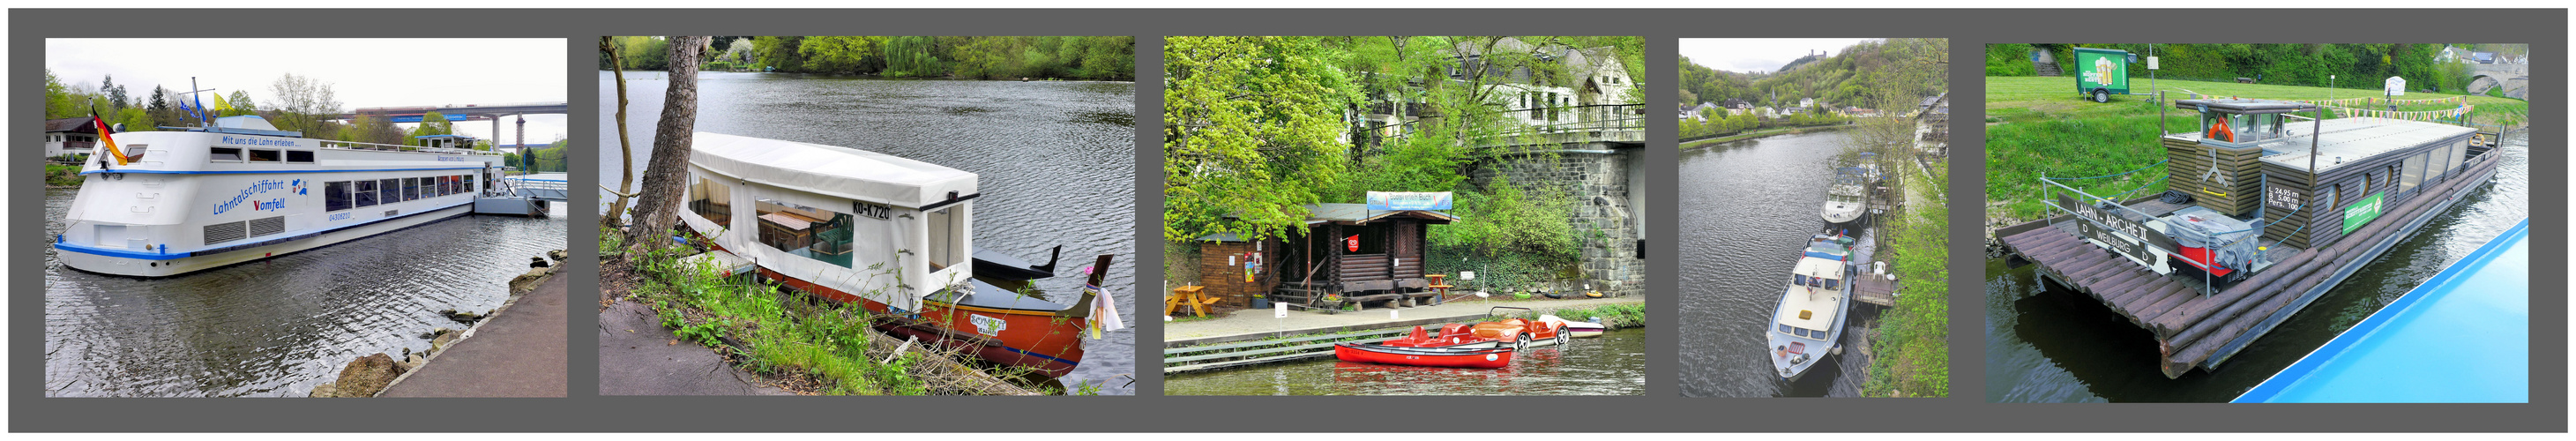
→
(81, 167, 488, 176)
(54, 200, 474, 259)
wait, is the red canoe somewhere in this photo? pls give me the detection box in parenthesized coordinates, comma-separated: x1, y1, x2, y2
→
(1333, 342, 1515, 369)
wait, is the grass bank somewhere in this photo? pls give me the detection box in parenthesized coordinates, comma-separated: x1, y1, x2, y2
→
(601, 228, 1077, 395)
(1863, 164, 1948, 398)
(1984, 76, 2525, 223)
(46, 164, 82, 187)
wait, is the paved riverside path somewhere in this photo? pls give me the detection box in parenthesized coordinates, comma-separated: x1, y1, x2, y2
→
(380, 274, 569, 397)
(594, 300, 795, 396)
(1163, 296, 1644, 347)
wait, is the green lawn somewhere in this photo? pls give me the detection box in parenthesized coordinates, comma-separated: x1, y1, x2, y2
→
(1983, 76, 2525, 222)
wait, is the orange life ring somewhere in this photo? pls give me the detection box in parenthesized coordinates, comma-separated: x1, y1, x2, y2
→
(2206, 118, 2236, 142)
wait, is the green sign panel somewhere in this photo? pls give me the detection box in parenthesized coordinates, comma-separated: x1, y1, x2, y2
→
(2341, 192, 2386, 234)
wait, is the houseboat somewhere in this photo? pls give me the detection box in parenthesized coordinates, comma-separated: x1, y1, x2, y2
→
(674, 132, 1101, 378)
(1768, 232, 1856, 381)
(1821, 166, 1870, 228)
(1993, 98, 2502, 377)
(54, 116, 507, 278)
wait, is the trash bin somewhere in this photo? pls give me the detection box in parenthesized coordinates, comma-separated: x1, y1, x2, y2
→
(1251, 297, 1270, 310)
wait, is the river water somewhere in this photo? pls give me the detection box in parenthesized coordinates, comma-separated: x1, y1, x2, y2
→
(1677, 131, 1878, 398)
(1164, 328, 1649, 395)
(1985, 131, 2530, 402)
(43, 191, 567, 397)
(597, 71, 1139, 394)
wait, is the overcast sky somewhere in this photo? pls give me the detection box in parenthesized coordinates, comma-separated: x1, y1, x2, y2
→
(47, 38, 569, 145)
(1677, 38, 1885, 74)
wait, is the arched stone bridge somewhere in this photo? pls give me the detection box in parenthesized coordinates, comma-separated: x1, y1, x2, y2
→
(2466, 63, 2527, 99)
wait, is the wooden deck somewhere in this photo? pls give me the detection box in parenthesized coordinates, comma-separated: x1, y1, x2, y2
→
(1998, 148, 2504, 378)
(1853, 274, 1897, 307)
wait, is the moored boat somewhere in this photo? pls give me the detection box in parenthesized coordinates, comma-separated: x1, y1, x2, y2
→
(675, 132, 1108, 378)
(1378, 324, 1505, 349)
(1332, 342, 1514, 369)
(972, 245, 1060, 280)
(1821, 166, 1871, 228)
(54, 116, 508, 277)
(1767, 232, 1856, 380)
(1542, 314, 1608, 338)
(1471, 307, 1569, 349)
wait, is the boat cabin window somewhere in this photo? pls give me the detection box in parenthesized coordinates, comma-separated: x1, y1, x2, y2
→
(2199, 112, 2284, 143)
(688, 176, 734, 225)
(325, 181, 352, 212)
(2425, 144, 2452, 183)
(1778, 324, 1794, 334)
(249, 149, 281, 162)
(403, 177, 422, 201)
(754, 199, 855, 268)
(462, 175, 474, 194)
(378, 178, 399, 205)
(209, 147, 243, 161)
(354, 180, 378, 207)
(287, 150, 315, 163)
(926, 205, 968, 272)
(2400, 151, 2426, 195)
(125, 145, 147, 161)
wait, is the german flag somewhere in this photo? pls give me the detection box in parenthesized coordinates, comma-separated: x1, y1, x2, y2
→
(91, 110, 125, 166)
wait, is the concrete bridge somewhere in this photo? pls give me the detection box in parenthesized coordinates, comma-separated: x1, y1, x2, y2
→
(2466, 63, 2528, 99)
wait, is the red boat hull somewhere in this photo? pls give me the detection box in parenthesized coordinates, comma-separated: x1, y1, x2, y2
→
(1333, 343, 1513, 369)
(761, 268, 1085, 378)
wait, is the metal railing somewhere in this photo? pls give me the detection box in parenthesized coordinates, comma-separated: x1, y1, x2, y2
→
(317, 139, 503, 156)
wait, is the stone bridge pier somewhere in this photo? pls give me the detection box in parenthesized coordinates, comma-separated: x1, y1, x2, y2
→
(1467, 139, 1649, 298)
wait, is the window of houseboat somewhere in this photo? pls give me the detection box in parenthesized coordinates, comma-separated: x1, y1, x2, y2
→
(249, 149, 281, 162)
(440, 176, 454, 196)
(2449, 140, 2470, 175)
(287, 150, 315, 163)
(688, 176, 733, 225)
(354, 180, 378, 207)
(404, 177, 422, 201)
(209, 147, 243, 161)
(378, 178, 399, 204)
(1778, 324, 1794, 334)
(2426, 144, 2453, 183)
(926, 204, 969, 272)
(754, 199, 855, 268)
(462, 174, 474, 193)
(325, 181, 351, 212)
(2400, 151, 2427, 195)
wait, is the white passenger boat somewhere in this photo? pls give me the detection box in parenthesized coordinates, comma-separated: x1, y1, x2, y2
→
(1768, 232, 1856, 381)
(53, 116, 507, 278)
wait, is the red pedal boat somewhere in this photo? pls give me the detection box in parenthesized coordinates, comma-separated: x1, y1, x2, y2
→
(1333, 342, 1515, 369)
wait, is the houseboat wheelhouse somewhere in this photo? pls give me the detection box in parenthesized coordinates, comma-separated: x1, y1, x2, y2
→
(675, 132, 1098, 378)
(1821, 166, 1871, 228)
(55, 116, 507, 278)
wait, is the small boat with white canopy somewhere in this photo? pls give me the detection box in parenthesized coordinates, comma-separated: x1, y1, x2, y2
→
(675, 132, 1109, 378)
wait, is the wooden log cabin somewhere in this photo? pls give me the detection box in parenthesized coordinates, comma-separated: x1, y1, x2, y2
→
(1194, 203, 1458, 310)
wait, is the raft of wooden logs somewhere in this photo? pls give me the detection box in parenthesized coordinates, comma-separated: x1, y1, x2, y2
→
(1997, 146, 2502, 378)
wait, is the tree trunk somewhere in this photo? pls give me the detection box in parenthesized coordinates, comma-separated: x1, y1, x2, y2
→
(601, 37, 638, 229)
(625, 36, 706, 248)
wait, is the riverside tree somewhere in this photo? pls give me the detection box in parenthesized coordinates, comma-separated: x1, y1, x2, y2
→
(1162, 36, 1351, 243)
(625, 35, 706, 248)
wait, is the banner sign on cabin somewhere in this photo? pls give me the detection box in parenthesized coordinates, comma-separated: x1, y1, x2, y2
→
(2341, 191, 2386, 235)
(2057, 194, 2177, 264)
(1346, 235, 1360, 252)
(1366, 191, 1453, 211)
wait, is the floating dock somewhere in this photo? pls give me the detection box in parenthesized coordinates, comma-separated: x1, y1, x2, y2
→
(2234, 220, 2527, 403)
(1996, 102, 2504, 378)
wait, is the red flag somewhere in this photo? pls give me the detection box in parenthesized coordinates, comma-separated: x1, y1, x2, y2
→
(1345, 235, 1360, 252)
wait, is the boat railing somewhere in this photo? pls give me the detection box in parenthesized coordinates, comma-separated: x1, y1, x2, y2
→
(317, 139, 503, 156)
